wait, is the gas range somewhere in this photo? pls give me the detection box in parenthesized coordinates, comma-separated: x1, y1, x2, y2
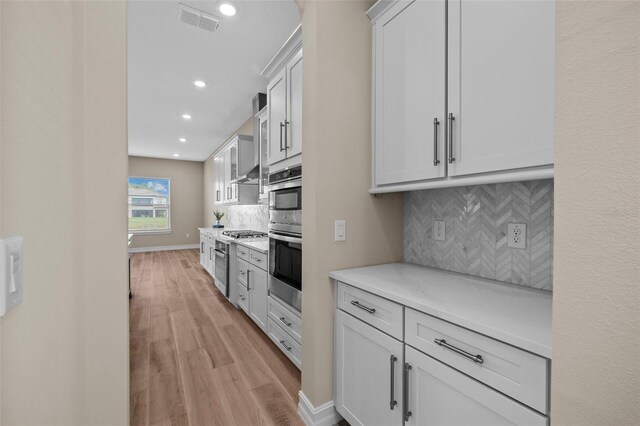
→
(222, 230, 267, 239)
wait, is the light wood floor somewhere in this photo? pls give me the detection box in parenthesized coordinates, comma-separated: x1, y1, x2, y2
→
(130, 249, 304, 426)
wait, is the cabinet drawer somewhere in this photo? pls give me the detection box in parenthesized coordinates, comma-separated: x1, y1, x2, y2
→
(268, 317, 301, 369)
(237, 283, 249, 314)
(237, 258, 249, 285)
(250, 250, 267, 270)
(405, 308, 549, 414)
(268, 295, 302, 344)
(337, 282, 403, 340)
(236, 245, 250, 262)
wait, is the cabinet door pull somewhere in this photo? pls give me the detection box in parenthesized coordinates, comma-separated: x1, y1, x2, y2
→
(216, 190, 220, 202)
(279, 317, 292, 327)
(403, 363, 412, 421)
(351, 300, 376, 314)
(434, 338, 484, 364)
(448, 113, 456, 164)
(433, 118, 440, 166)
(280, 122, 285, 152)
(200, 242, 204, 254)
(283, 120, 290, 150)
(246, 269, 251, 291)
(279, 340, 292, 351)
(390, 355, 398, 410)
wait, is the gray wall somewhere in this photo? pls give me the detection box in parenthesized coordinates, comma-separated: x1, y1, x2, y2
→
(404, 180, 553, 290)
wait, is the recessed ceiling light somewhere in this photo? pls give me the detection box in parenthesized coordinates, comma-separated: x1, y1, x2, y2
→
(193, 80, 206, 88)
(179, 138, 187, 142)
(181, 114, 192, 120)
(219, 2, 237, 17)
(173, 153, 180, 157)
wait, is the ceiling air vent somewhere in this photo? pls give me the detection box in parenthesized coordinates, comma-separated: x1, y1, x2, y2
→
(179, 3, 220, 33)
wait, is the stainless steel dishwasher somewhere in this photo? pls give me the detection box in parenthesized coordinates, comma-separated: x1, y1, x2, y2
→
(213, 239, 229, 297)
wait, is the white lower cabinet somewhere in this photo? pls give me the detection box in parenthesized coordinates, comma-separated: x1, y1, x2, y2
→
(404, 346, 548, 426)
(235, 248, 268, 332)
(237, 282, 249, 314)
(335, 310, 404, 426)
(267, 317, 302, 368)
(248, 266, 268, 331)
(334, 282, 551, 426)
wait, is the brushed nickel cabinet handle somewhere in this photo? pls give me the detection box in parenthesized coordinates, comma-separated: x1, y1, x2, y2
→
(279, 317, 292, 327)
(434, 338, 484, 364)
(390, 355, 398, 410)
(351, 300, 376, 314)
(448, 113, 455, 164)
(279, 340, 292, 351)
(279, 122, 285, 152)
(246, 269, 251, 291)
(433, 117, 440, 166)
(284, 120, 290, 150)
(403, 363, 412, 421)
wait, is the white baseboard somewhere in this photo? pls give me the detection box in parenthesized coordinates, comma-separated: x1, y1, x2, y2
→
(298, 391, 342, 426)
(128, 244, 199, 253)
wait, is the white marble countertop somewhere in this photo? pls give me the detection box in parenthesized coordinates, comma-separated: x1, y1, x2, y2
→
(198, 228, 269, 252)
(198, 227, 234, 242)
(329, 263, 552, 358)
(235, 238, 269, 254)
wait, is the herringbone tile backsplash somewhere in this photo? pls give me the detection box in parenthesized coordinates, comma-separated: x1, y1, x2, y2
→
(404, 180, 554, 291)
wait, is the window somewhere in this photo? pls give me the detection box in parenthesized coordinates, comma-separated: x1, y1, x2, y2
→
(128, 177, 171, 233)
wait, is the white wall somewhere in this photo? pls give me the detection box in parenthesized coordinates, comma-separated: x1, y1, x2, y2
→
(552, 0, 640, 423)
(0, 1, 128, 423)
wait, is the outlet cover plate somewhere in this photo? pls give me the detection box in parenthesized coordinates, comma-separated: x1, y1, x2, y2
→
(507, 223, 527, 249)
(433, 220, 446, 241)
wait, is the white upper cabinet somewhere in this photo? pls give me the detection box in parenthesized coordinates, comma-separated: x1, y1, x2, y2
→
(285, 50, 303, 159)
(368, 0, 555, 192)
(267, 69, 287, 165)
(213, 135, 257, 205)
(447, 0, 555, 177)
(374, 0, 446, 185)
(263, 26, 302, 169)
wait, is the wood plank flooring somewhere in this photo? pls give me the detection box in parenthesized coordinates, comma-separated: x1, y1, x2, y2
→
(130, 249, 304, 426)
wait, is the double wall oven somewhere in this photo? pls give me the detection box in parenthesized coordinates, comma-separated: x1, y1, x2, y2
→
(268, 165, 302, 312)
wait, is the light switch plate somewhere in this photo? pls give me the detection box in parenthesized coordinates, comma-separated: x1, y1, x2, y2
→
(433, 220, 446, 241)
(335, 220, 346, 242)
(0, 236, 23, 316)
(507, 223, 527, 249)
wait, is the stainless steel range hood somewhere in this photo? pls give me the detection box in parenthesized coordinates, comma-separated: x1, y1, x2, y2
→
(235, 93, 266, 185)
(235, 164, 260, 184)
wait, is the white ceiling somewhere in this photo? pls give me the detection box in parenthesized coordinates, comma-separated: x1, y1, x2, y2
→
(127, 0, 300, 161)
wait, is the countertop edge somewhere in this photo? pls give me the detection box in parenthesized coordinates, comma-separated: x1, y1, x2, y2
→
(235, 239, 269, 254)
(329, 269, 552, 359)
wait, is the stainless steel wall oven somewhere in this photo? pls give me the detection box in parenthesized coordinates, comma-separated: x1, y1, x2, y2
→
(268, 165, 302, 311)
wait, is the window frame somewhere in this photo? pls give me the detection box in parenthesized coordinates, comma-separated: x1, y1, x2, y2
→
(128, 176, 172, 235)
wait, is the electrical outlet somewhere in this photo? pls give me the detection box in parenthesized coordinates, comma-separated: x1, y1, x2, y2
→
(507, 223, 527, 249)
(433, 220, 446, 241)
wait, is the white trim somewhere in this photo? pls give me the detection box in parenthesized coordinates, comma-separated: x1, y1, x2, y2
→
(128, 244, 199, 253)
(370, 167, 554, 194)
(298, 391, 342, 426)
(366, 0, 397, 23)
(261, 25, 302, 80)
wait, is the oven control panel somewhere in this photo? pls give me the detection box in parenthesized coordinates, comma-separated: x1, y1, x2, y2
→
(269, 165, 302, 185)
